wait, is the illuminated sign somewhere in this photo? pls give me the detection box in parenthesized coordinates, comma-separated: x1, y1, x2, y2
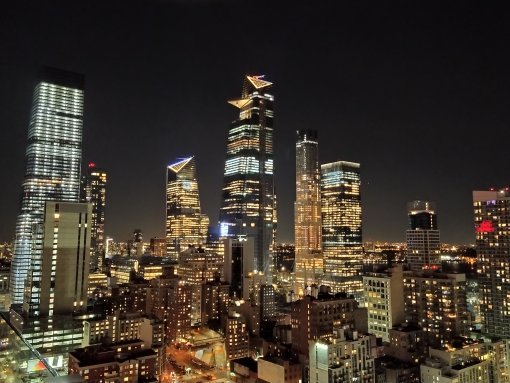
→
(476, 220, 495, 233)
(88, 162, 96, 168)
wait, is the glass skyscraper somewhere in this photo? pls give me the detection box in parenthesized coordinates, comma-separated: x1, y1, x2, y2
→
(219, 75, 276, 272)
(166, 156, 209, 259)
(321, 161, 363, 299)
(10, 67, 84, 305)
(294, 130, 322, 294)
(81, 163, 107, 272)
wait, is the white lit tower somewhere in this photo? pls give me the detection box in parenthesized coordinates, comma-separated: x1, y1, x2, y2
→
(10, 67, 84, 305)
(219, 75, 276, 273)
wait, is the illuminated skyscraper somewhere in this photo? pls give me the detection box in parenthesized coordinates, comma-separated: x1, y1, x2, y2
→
(294, 130, 322, 294)
(473, 189, 510, 339)
(166, 156, 209, 258)
(10, 67, 84, 305)
(321, 161, 363, 299)
(219, 75, 276, 272)
(406, 201, 440, 271)
(81, 163, 107, 271)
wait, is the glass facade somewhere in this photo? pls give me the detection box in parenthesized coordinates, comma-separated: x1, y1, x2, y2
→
(80, 163, 107, 272)
(219, 75, 276, 272)
(11, 67, 84, 305)
(294, 130, 322, 293)
(166, 156, 209, 259)
(321, 161, 363, 298)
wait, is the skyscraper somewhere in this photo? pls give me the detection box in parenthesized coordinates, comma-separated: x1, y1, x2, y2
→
(294, 130, 322, 294)
(473, 189, 510, 339)
(406, 201, 440, 271)
(11, 67, 84, 305)
(80, 162, 107, 272)
(219, 75, 276, 273)
(166, 156, 209, 258)
(23, 202, 91, 317)
(321, 161, 363, 299)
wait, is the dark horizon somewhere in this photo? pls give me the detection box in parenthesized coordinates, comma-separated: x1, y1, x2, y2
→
(1, 1, 509, 245)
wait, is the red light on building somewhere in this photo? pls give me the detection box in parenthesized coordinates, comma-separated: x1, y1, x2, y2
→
(88, 162, 96, 168)
(476, 220, 495, 233)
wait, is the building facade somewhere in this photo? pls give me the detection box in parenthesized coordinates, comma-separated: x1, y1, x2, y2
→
(294, 130, 322, 294)
(166, 156, 209, 259)
(24, 202, 91, 317)
(11, 67, 84, 305)
(321, 161, 363, 300)
(363, 265, 405, 343)
(403, 271, 468, 348)
(81, 163, 107, 272)
(473, 189, 510, 339)
(406, 201, 441, 271)
(309, 328, 377, 383)
(219, 75, 276, 273)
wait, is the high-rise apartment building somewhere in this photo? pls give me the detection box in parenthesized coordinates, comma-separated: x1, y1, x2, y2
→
(166, 156, 209, 259)
(403, 271, 468, 348)
(291, 292, 362, 355)
(219, 75, 276, 273)
(406, 201, 440, 271)
(473, 189, 510, 339)
(11, 67, 84, 305)
(294, 130, 322, 294)
(321, 161, 363, 299)
(81, 162, 107, 272)
(363, 265, 405, 343)
(309, 328, 377, 383)
(177, 247, 223, 325)
(23, 202, 91, 317)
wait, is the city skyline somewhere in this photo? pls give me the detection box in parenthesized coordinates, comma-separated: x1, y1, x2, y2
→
(1, 1, 509, 245)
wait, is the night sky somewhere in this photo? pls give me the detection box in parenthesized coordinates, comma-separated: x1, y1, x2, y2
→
(1, 1, 509, 245)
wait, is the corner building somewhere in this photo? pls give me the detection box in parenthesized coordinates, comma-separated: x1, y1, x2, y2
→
(11, 67, 84, 305)
(219, 75, 276, 272)
(473, 189, 510, 339)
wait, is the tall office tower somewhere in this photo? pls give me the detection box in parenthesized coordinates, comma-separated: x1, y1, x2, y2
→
(11, 67, 84, 305)
(219, 75, 276, 273)
(166, 156, 209, 259)
(321, 161, 363, 300)
(222, 237, 254, 300)
(80, 162, 107, 272)
(473, 189, 510, 339)
(294, 130, 322, 294)
(23, 202, 91, 317)
(406, 201, 441, 271)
